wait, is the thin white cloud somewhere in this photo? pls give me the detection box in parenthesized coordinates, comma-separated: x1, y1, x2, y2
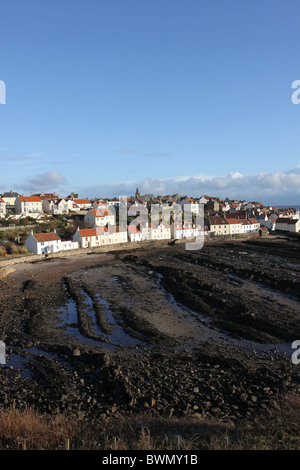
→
(0, 152, 43, 166)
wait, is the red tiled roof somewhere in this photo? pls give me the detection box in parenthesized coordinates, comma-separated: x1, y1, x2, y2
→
(19, 196, 42, 202)
(74, 199, 90, 204)
(90, 208, 114, 217)
(90, 209, 99, 216)
(227, 218, 241, 224)
(78, 229, 97, 237)
(33, 232, 60, 242)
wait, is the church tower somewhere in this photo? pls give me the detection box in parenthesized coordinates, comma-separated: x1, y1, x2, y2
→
(135, 187, 140, 199)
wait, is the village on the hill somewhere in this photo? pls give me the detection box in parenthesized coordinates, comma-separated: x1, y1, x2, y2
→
(0, 188, 299, 255)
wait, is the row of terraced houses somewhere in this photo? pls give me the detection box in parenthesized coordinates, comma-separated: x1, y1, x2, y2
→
(1, 190, 298, 255)
(23, 202, 261, 255)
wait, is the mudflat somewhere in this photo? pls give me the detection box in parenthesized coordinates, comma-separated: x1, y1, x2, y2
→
(0, 235, 299, 421)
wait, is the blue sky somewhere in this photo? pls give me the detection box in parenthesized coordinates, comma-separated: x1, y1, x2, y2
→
(1, 0, 300, 204)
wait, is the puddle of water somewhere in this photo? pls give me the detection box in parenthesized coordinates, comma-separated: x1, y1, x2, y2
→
(94, 293, 146, 348)
(4, 346, 66, 378)
(80, 290, 104, 338)
(5, 352, 32, 378)
(57, 296, 116, 349)
(238, 339, 294, 358)
(58, 288, 144, 349)
(148, 271, 297, 358)
(287, 262, 300, 269)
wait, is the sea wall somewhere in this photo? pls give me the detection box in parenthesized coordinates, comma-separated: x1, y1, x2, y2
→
(0, 230, 268, 271)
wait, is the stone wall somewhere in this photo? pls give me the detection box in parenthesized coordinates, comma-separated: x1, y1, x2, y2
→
(0, 239, 172, 269)
(0, 230, 268, 272)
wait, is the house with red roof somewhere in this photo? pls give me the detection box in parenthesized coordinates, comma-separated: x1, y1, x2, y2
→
(15, 196, 43, 216)
(127, 220, 151, 242)
(226, 217, 242, 234)
(149, 222, 171, 240)
(43, 197, 74, 215)
(248, 218, 260, 232)
(127, 223, 143, 242)
(73, 226, 127, 248)
(25, 230, 79, 254)
(172, 222, 207, 240)
(73, 198, 92, 210)
(180, 198, 201, 214)
(241, 219, 252, 233)
(84, 208, 116, 228)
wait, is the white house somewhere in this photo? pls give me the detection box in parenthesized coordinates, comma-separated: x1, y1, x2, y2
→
(275, 218, 293, 232)
(73, 226, 127, 248)
(73, 198, 92, 210)
(199, 196, 209, 205)
(276, 218, 300, 233)
(227, 218, 243, 235)
(110, 226, 128, 244)
(287, 219, 300, 232)
(0, 198, 6, 218)
(248, 218, 260, 232)
(150, 222, 171, 240)
(73, 228, 98, 248)
(43, 198, 74, 215)
(127, 224, 143, 242)
(241, 219, 251, 233)
(84, 208, 116, 228)
(127, 220, 152, 242)
(92, 200, 108, 209)
(25, 230, 79, 254)
(172, 222, 205, 239)
(180, 198, 200, 215)
(93, 199, 120, 208)
(106, 199, 120, 208)
(15, 196, 43, 217)
(42, 197, 59, 213)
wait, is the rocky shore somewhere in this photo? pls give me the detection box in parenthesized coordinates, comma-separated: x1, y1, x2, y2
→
(0, 235, 299, 423)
